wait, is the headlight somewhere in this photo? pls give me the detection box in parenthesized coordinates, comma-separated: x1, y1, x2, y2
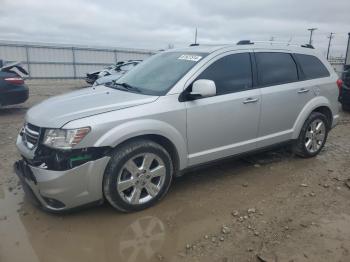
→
(43, 127, 90, 149)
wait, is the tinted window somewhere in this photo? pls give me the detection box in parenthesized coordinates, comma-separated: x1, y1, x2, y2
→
(196, 53, 252, 95)
(256, 52, 298, 86)
(296, 54, 330, 79)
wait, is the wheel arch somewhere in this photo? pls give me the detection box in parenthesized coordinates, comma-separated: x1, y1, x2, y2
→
(113, 134, 181, 174)
(292, 97, 333, 139)
(312, 106, 333, 129)
(94, 119, 187, 171)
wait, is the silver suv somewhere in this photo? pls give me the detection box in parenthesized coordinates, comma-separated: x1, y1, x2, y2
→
(15, 41, 339, 212)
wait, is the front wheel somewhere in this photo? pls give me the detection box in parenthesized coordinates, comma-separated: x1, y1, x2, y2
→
(103, 139, 173, 212)
(293, 112, 329, 158)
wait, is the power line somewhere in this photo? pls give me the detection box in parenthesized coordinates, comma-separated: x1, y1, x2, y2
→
(326, 32, 335, 59)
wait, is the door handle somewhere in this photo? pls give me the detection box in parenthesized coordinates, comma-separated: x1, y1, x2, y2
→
(298, 88, 310, 94)
(243, 98, 259, 104)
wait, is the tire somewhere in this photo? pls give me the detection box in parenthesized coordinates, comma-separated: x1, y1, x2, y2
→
(103, 139, 173, 212)
(293, 112, 329, 158)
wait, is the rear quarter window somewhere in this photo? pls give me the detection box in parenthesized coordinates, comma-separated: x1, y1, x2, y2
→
(295, 54, 330, 80)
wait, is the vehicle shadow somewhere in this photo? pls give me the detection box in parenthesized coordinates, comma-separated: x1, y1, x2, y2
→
(174, 146, 294, 185)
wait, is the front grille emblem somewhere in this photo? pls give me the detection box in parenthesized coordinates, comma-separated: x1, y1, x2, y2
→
(22, 123, 40, 150)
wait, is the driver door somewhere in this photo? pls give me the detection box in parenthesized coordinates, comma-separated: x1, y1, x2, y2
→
(185, 52, 261, 166)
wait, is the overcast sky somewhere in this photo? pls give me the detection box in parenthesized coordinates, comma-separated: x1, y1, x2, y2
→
(0, 0, 349, 57)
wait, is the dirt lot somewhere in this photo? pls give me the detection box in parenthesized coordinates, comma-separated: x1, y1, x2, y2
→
(0, 80, 350, 262)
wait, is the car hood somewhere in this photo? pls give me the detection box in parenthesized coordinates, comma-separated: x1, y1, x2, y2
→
(26, 85, 158, 128)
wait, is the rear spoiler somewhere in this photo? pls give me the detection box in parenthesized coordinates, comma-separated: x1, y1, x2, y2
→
(0, 61, 28, 75)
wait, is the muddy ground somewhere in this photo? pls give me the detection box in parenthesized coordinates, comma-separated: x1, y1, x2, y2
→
(0, 80, 350, 262)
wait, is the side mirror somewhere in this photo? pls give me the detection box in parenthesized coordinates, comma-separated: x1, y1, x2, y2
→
(189, 79, 216, 100)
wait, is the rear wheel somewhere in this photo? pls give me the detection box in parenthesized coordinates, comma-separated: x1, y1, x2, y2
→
(293, 112, 329, 158)
(103, 139, 173, 212)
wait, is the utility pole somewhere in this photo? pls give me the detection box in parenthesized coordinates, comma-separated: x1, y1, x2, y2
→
(326, 32, 335, 60)
(307, 28, 317, 45)
(194, 27, 198, 45)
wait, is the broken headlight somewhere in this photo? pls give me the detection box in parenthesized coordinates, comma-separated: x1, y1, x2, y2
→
(43, 127, 90, 150)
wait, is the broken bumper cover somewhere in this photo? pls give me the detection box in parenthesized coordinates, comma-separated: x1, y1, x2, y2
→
(14, 156, 110, 212)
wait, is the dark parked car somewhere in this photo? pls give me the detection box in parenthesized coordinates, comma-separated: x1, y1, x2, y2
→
(338, 66, 350, 111)
(0, 61, 29, 107)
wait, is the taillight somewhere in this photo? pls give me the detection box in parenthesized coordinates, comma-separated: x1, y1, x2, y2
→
(4, 77, 24, 85)
(336, 79, 343, 95)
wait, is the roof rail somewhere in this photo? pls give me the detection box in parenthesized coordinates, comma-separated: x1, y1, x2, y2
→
(237, 40, 253, 45)
(237, 40, 315, 49)
(300, 44, 314, 49)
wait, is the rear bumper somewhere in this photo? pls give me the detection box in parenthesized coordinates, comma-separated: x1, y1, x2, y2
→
(14, 156, 110, 212)
(0, 86, 29, 106)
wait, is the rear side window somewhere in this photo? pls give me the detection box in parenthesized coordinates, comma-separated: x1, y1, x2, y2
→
(256, 52, 298, 87)
(295, 54, 330, 79)
(196, 53, 252, 95)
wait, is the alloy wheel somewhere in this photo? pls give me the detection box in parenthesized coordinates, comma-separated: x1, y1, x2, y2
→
(117, 153, 166, 205)
(305, 119, 326, 153)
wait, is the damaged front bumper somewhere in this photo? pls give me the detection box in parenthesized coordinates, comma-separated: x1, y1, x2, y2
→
(15, 135, 111, 212)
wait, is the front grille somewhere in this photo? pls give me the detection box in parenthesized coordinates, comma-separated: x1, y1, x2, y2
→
(23, 123, 41, 149)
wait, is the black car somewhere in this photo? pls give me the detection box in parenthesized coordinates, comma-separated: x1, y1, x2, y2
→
(339, 65, 350, 111)
(0, 61, 29, 107)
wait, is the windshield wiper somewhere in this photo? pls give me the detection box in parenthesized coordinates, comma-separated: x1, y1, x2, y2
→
(110, 81, 141, 93)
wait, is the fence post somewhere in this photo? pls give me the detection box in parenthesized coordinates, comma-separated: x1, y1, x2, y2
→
(25, 46, 31, 79)
(72, 47, 77, 79)
(114, 50, 118, 63)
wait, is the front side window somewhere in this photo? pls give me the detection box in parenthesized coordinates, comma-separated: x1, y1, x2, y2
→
(196, 53, 253, 95)
(116, 52, 208, 95)
(295, 54, 330, 80)
(256, 52, 298, 87)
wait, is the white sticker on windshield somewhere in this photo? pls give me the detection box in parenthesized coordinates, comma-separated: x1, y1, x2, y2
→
(178, 54, 202, 62)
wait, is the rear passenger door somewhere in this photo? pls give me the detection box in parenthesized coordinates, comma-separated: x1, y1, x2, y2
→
(255, 51, 315, 148)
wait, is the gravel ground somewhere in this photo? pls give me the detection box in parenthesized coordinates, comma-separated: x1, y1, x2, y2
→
(0, 80, 350, 262)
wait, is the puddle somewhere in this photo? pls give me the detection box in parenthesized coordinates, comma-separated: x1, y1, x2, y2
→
(0, 160, 252, 262)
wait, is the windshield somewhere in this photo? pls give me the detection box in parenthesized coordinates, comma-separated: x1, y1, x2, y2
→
(115, 51, 208, 96)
